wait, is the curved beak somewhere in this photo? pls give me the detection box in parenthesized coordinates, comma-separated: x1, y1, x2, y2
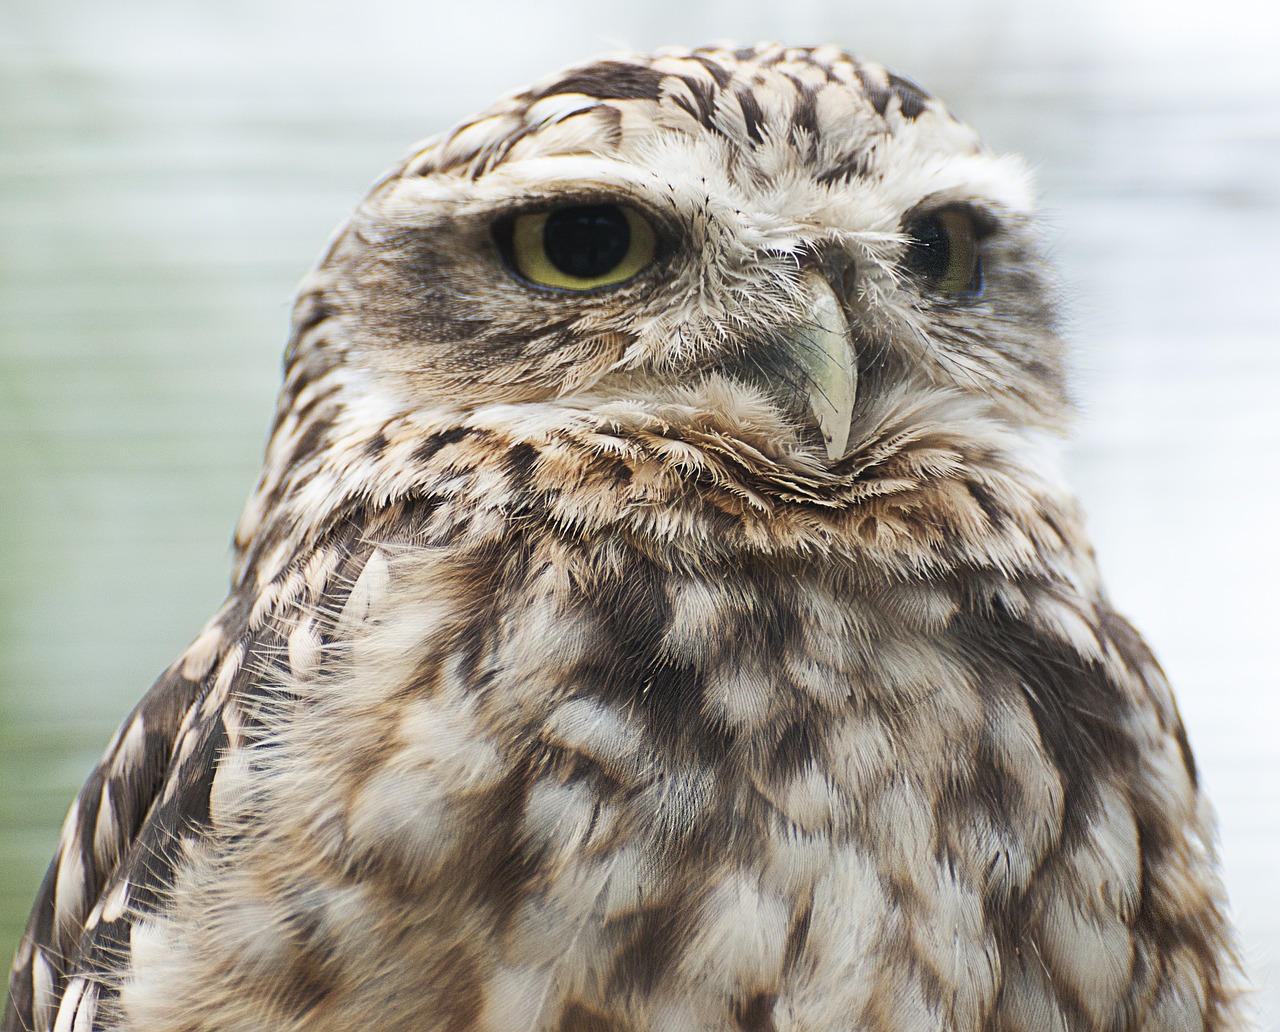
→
(784, 270, 856, 461)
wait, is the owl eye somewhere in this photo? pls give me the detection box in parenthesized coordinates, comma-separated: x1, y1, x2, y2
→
(502, 204, 657, 291)
(903, 208, 983, 296)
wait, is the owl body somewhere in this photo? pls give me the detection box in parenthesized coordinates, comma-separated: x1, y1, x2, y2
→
(5, 45, 1244, 1032)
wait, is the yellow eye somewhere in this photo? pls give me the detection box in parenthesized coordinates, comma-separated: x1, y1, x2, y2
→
(903, 208, 983, 295)
(507, 204, 657, 290)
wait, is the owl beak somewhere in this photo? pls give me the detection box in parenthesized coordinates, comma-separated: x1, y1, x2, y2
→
(786, 271, 856, 461)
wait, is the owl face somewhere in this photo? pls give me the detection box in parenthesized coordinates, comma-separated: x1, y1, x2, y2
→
(234, 45, 1077, 583)
(311, 45, 1067, 480)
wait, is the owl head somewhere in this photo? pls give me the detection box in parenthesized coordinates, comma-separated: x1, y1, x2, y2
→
(236, 44, 1070, 579)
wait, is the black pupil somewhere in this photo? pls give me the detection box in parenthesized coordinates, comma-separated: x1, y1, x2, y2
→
(543, 205, 631, 279)
(906, 215, 950, 281)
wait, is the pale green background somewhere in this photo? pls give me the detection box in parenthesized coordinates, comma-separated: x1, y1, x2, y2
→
(2, 0, 1277, 1024)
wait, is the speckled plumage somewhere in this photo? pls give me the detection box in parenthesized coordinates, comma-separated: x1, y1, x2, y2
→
(4, 43, 1246, 1032)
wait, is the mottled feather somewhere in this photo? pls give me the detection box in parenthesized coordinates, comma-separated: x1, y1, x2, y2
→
(4, 43, 1246, 1032)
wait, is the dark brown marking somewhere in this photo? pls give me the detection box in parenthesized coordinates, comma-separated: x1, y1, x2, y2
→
(503, 442, 539, 484)
(1089, 614, 1233, 1014)
(955, 600, 1133, 848)
(290, 292, 338, 338)
(964, 479, 1008, 532)
(289, 381, 342, 428)
(477, 124, 537, 174)
(282, 418, 329, 477)
(588, 102, 625, 148)
(5, 869, 56, 1025)
(412, 426, 472, 464)
(782, 901, 812, 974)
(606, 905, 680, 996)
(769, 719, 821, 780)
(274, 939, 338, 1023)
(530, 61, 667, 102)
(736, 89, 766, 145)
(785, 78, 820, 142)
(1099, 610, 1198, 786)
(691, 53, 734, 89)
(817, 152, 873, 185)
(887, 72, 931, 120)
(361, 428, 389, 458)
(570, 558, 730, 765)
(672, 75, 720, 132)
(557, 1001, 617, 1032)
(735, 992, 778, 1032)
(854, 66, 891, 118)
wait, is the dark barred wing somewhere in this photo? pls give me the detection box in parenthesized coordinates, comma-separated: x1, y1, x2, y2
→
(1, 508, 396, 1032)
(4, 654, 225, 1032)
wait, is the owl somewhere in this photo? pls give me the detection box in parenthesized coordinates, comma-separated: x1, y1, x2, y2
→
(3, 43, 1246, 1032)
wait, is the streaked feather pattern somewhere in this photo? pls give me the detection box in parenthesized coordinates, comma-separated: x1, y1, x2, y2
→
(4, 43, 1246, 1032)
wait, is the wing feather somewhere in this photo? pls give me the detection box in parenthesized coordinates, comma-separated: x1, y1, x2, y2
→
(1, 505, 410, 1032)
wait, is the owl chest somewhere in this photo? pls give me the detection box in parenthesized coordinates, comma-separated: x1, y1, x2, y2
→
(298, 553, 1030, 1029)
(136, 542, 1090, 1032)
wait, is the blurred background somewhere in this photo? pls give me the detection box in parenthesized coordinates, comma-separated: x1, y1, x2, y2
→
(1, 0, 1276, 1024)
